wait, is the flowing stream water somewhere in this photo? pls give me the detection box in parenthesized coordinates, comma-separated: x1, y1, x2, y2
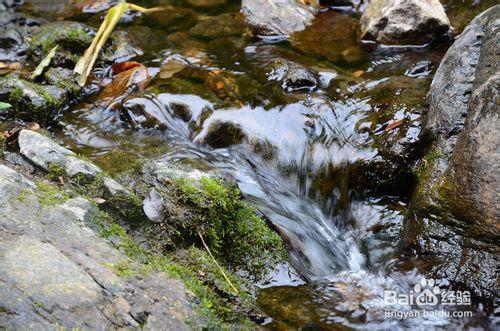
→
(17, 0, 498, 329)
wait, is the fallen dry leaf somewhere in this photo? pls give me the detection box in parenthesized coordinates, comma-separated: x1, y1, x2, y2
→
(57, 176, 65, 186)
(74, 1, 129, 86)
(3, 122, 41, 143)
(0, 62, 22, 70)
(26, 122, 41, 131)
(0, 62, 22, 75)
(112, 61, 142, 74)
(31, 45, 58, 79)
(158, 59, 186, 79)
(385, 119, 404, 131)
(97, 64, 151, 106)
(352, 70, 364, 78)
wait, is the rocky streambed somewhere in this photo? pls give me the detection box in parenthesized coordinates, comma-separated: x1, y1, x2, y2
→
(0, 0, 498, 329)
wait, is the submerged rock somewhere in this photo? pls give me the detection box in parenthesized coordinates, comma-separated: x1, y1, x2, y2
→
(441, 0, 499, 32)
(291, 11, 365, 63)
(268, 59, 319, 92)
(203, 121, 246, 148)
(186, 0, 226, 8)
(0, 164, 195, 329)
(401, 5, 499, 302)
(241, 0, 316, 36)
(190, 13, 246, 39)
(359, 0, 451, 45)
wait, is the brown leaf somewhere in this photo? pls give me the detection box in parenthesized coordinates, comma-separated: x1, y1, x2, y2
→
(385, 119, 404, 131)
(112, 61, 142, 75)
(0, 62, 21, 70)
(352, 70, 364, 78)
(98, 64, 151, 105)
(57, 176, 65, 186)
(158, 59, 186, 79)
(3, 123, 40, 143)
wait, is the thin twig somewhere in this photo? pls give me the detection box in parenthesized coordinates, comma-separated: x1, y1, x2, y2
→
(197, 229, 239, 295)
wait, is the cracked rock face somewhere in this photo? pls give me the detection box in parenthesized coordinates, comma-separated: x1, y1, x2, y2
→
(359, 0, 451, 45)
(401, 5, 499, 303)
(0, 164, 195, 329)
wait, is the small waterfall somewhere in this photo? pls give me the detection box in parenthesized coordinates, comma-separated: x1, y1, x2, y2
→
(125, 92, 365, 279)
(159, 135, 364, 279)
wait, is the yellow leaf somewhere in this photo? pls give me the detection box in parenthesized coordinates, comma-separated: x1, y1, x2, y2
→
(74, 0, 129, 86)
(30, 45, 58, 79)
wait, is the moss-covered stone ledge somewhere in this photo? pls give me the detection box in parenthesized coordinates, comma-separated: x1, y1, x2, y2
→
(15, 129, 144, 218)
(5, 129, 289, 327)
(0, 164, 196, 329)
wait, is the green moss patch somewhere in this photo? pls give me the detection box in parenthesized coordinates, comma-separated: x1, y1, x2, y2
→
(152, 176, 287, 278)
(0, 76, 66, 114)
(28, 21, 92, 60)
(91, 212, 256, 329)
(36, 181, 70, 206)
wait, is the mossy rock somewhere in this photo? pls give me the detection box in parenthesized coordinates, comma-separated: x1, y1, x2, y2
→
(0, 75, 67, 117)
(0, 70, 83, 121)
(28, 21, 141, 69)
(141, 175, 288, 278)
(28, 21, 93, 68)
(92, 212, 260, 329)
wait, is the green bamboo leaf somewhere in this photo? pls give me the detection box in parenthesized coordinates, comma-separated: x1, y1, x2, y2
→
(30, 45, 58, 80)
(74, 0, 129, 86)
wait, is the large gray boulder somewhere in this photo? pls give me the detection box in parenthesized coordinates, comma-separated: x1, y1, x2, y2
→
(0, 164, 195, 329)
(359, 0, 451, 45)
(401, 5, 499, 302)
(241, 0, 316, 36)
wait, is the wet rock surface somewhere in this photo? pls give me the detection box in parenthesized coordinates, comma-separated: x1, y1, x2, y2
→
(0, 11, 39, 62)
(0, 70, 79, 120)
(0, 0, 23, 11)
(18, 129, 129, 200)
(0, 164, 195, 329)
(190, 13, 246, 39)
(360, 0, 451, 45)
(18, 129, 101, 178)
(241, 0, 316, 36)
(291, 11, 365, 63)
(401, 5, 499, 302)
(268, 59, 319, 92)
(186, 0, 227, 9)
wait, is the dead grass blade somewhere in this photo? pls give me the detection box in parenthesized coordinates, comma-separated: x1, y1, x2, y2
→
(30, 45, 58, 79)
(74, 0, 128, 86)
